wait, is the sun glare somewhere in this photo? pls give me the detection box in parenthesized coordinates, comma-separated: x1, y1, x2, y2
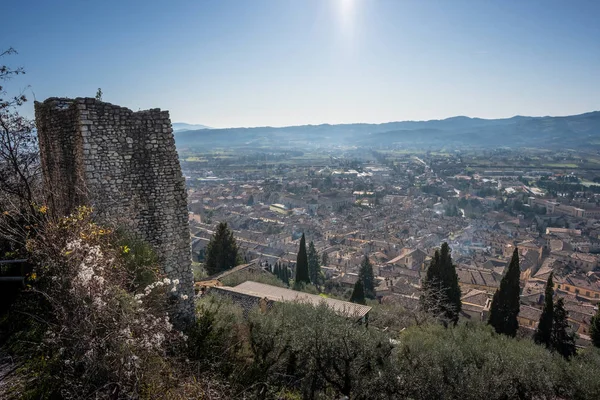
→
(337, 0, 358, 37)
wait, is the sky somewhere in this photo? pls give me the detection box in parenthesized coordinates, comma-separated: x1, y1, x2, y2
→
(1, 0, 599, 128)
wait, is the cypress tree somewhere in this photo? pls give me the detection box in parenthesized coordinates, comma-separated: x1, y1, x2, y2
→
(307, 241, 321, 285)
(359, 255, 376, 299)
(590, 306, 600, 348)
(349, 280, 366, 305)
(534, 272, 554, 347)
(421, 250, 441, 315)
(295, 234, 310, 285)
(283, 265, 290, 286)
(488, 248, 521, 337)
(322, 251, 329, 267)
(439, 242, 462, 325)
(205, 222, 241, 276)
(551, 298, 577, 359)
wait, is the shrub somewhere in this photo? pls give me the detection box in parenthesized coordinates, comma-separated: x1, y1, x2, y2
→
(394, 322, 566, 400)
(220, 269, 285, 288)
(4, 206, 186, 399)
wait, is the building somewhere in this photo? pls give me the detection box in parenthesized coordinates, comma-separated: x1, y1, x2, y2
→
(555, 275, 600, 302)
(269, 203, 291, 215)
(212, 281, 371, 322)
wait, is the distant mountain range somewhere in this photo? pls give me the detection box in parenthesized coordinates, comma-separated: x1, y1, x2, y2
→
(173, 111, 600, 149)
(172, 123, 211, 131)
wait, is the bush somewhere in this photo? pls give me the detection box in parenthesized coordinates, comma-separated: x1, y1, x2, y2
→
(394, 322, 566, 400)
(243, 302, 394, 399)
(220, 269, 285, 288)
(187, 294, 246, 374)
(3, 206, 186, 399)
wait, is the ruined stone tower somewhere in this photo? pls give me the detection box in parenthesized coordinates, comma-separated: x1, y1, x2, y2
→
(34, 97, 195, 327)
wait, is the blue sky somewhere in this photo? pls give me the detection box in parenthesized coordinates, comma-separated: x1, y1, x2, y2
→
(2, 0, 599, 128)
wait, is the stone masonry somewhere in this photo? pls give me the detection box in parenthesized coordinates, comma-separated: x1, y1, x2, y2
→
(34, 98, 195, 328)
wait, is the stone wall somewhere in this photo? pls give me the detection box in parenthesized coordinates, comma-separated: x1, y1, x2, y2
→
(35, 98, 195, 327)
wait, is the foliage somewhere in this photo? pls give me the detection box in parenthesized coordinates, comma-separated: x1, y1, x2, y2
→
(421, 242, 461, 325)
(2, 206, 186, 399)
(551, 298, 577, 359)
(534, 272, 554, 347)
(244, 302, 393, 399)
(95, 87, 102, 101)
(221, 268, 286, 288)
(204, 221, 241, 276)
(488, 248, 521, 337)
(273, 262, 290, 286)
(0, 48, 40, 214)
(321, 251, 328, 266)
(591, 306, 600, 348)
(349, 280, 366, 305)
(307, 240, 321, 286)
(187, 294, 245, 373)
(395, 323, 568, 400)
(358, 255, 375, 299)
(294, 233, 310, 285)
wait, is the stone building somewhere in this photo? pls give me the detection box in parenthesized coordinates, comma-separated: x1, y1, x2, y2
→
(34, 97, 195, 327)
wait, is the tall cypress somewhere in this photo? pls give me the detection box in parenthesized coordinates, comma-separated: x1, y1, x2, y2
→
(421, 250, 441, 314)
(439, 242, 462, 325)
(551, 298, 577, 359)
(590, 307, 600, 348)
(307, 240, 321, 285)
(283, 265, 290, 286)
(534, 272, 554, 347)
(421, 243, 461, 325)
(349, 280, 366, 305)
(488, 248, 521, 337)
(359, 255, 376, 299)
(295, 233, 310, 285)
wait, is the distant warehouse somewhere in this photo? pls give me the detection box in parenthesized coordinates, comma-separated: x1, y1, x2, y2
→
(212, 281, 371, 323)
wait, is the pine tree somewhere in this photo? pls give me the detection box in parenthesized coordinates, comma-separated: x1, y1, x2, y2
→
(359, 255, 376, 299)
(551, 298, 577, 359)
(349, 280, 366, 305)
(205, 222, 241, 276)
(307, 240, 321, 285)
(590, 306, 600, 348)
(488, 248, 521, 337)
(439, 242, 462, 325)
(295, 233, 310, 285)
(534, 272, 554, 347)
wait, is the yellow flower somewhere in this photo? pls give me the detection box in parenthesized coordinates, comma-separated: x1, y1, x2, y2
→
(29, 272, 37, 281)
(122, 245, 131, 254)
(38, 205, 48, 214)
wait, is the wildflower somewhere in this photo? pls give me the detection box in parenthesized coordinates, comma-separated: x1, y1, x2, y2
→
(28, 272, 37, 281)
(121, 245, 131, 254)
(38, 205, 48, 214)
(172, 279, 180, 285)
(171, 286, 177, 293)
(163, 278, 171, 285)
(181, 294, 188, 300)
